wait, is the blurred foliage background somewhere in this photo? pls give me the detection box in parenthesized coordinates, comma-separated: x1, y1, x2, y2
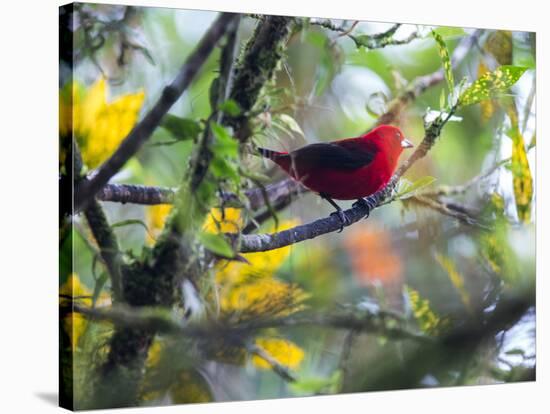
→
(59, 3, 536, 409)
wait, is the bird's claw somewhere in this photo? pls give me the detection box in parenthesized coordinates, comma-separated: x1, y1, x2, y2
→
(353, 198, 377, 219)
(330, 209, 351, 233)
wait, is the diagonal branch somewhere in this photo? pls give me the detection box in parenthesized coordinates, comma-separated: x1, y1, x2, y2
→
(83, 200, 124, 301)
(74, 12, 239, 212)
(72, 140, 125, 302)
(236, 109, 457, 253)
(190, 16, 241, 191)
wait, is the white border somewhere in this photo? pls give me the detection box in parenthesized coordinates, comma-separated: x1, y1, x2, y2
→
(0, 0, 546, 412)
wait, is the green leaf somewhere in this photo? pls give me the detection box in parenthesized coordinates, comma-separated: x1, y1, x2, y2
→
(211, 122, 239, 158)
(395, 176, 437, 199)
(432, 27, 466, 39)
(210, 156, 240, 183)
(111, 219, 157, 241)
(290, 371, 342, 395)
(198, 232, 234, 258)
(505, 348, 526, 356)
(439, 88, 446, 110)
(219, 99, 241, 116)
(459, 65, 528, 107)
(160, 114, 201, 142)
(432, 31, 454, 98)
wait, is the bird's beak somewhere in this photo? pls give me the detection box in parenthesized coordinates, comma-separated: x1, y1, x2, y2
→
(401, 138, 414, 148)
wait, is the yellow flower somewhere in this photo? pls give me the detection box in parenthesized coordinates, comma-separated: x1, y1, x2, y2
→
(220, 277, 308, 317)
(216, 218, 299, 285)
(60, 273, 111, 351)
(59, 273, 91, 351)
(203, 208, 243, 234)
(252, 338, 304, 370)
(145, 203, 173, 245)
(59, 77, 145, 168)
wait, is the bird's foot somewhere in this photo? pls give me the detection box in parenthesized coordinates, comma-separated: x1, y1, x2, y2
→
(330, 209, 351, 233)
(352, 197, 377, 219)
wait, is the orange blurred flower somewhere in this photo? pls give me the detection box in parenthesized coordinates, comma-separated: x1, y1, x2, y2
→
(344, 224, 402, 286)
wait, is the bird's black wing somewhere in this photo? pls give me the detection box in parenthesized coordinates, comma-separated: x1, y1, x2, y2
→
(291, 141, 377, 171)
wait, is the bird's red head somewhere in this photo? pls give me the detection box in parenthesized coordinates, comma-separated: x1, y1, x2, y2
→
(363, 125, 414, 169)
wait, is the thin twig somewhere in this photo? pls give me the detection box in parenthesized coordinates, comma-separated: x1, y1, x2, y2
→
(419, 157, 510, 198)
(408, 195, 491, 230)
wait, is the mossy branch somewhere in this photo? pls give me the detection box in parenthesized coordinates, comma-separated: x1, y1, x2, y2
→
(225, 15, 294, 141)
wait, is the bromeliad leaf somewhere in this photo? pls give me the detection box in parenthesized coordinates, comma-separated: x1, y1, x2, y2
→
(160, 114, 202, 142)
(432, 31, 454, 98)
(505, 101, 533, 223)
(458, 65, 528, 107)
(395, 176, 436, 200)
(277, 114, 305, 137)
(198, 231, 235, 258)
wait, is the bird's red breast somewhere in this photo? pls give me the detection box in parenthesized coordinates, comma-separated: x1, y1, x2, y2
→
(258, 125, 413, 200)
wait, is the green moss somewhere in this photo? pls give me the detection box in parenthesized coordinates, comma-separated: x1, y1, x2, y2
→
(227, 16, 294, 139)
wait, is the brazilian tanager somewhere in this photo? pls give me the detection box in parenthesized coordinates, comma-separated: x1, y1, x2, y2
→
(258, 125, 413, 229)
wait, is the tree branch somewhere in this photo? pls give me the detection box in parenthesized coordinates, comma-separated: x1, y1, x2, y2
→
(96, 178, 305, 212)
(190, 17, 241, 191)
(236, 109, 457, 253)
(408, 195, 490, 230)
(68, 302, 430, 344)
(83, 200, 124, 301)
(74, 13, 239, 212)
(97, 183, 176, 205)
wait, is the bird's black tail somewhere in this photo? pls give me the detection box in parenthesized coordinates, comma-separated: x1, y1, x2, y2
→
(257, 147, 284, 160)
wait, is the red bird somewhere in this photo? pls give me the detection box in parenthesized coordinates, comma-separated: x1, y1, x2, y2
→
(258, 125, 414, 229)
